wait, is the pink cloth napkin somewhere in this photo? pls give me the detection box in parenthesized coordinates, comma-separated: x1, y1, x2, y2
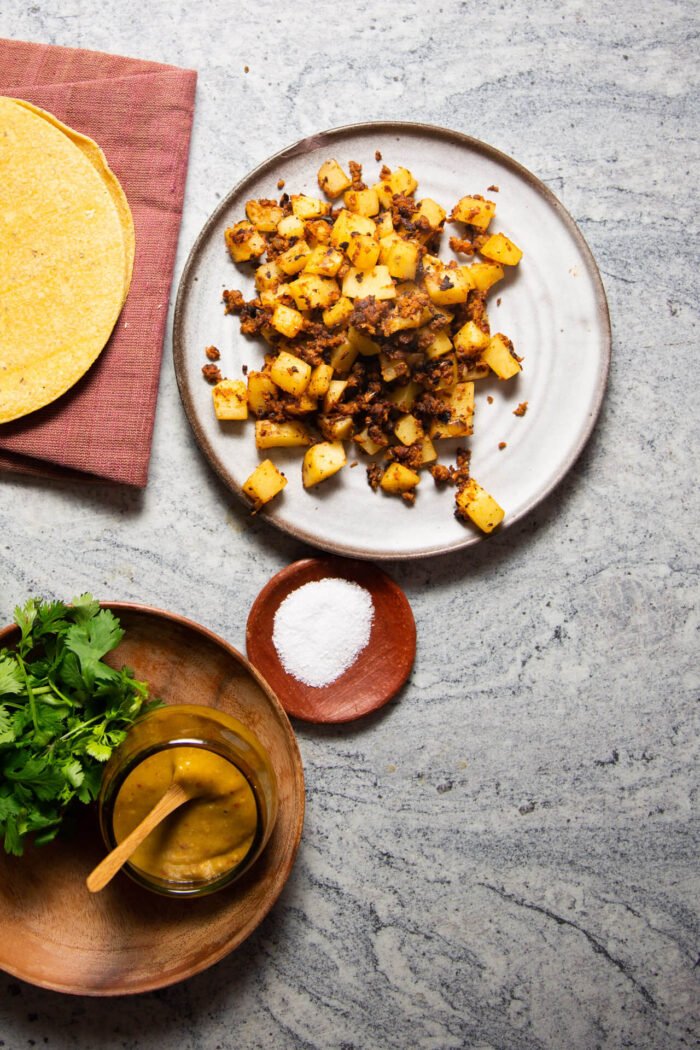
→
(0, 39, 197, 486)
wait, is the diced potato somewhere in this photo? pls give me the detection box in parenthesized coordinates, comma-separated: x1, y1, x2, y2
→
(416, 198, 446, 229)
(270, 350, 312, 396)
(317, 159, 352, 199)
(378, 231, 402, 264)
(277, 214, 306, 239)
(354, 427, 385, 455)
(375, 211, 394, 238)
(429, 382, 475, 439)
(382, 302, 429, 335)
(242, 459, 287, 507)
(418, 435, 437, 465)
(331, 209, 376, 249)
(271, 302, 304, 338)
(424, 266, 473, 305)
(245, 199, 284, 232)
(318, 414, 354, 441)
(425, 329, 453, 360)
(286, 393, 318, 416)
(322, 296, 354, 328)
(386, 380, 422, 411)
(394, 413, 424, 446)
(421, 253, 443, 274)
(451, 195, 496, 230)
(277, 241, 312, 275)
(259, 283, 293, 309)
(212, 379, 248, 421)
(480, 232, 523, 266)
(460, 359, 490, 381)
(373, 180, 394, 210)
(347, 326, 380, 356)
(384, 239, 419, 280)
(345, 232, 381, 271)
(381, 166, 418, 196)
(456, 478, 505, 533)
(467, 261, 504, 291)
(380, 462, 420, 494)
(482, 333, 521, 380)
(343, 187, 380, 216)
(255, 419, 313, 448)
(302, 441, 347, 488)
(303, 246, 344, 277)
(288, 274, 340, 311)
(342, 265, 396, 300)
(323, 379, 348, 411)
(247, 370, 278, 416)
(291, 194, 331, 220)
(454, 320, 490, 356)
(329, 340, 359, 374)
(307, 362, 334, 399)
(224, 221, 267, 262)
(305, 219, 333, 246)
(255, 260, 284, 291)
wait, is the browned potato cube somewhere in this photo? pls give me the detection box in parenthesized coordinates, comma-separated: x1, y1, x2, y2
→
(317, 159, 352, 199)
(289, 274, 340, 311)
(255, 420, 313, 448)
(270, 351, 312, 396)
(482, 333, 521, 379)
(245, 198, 284, 232)
(451, 195, 496, 229)
(291, 194, 331, 220)
(247, 371, 278, 416)
(456, 479, 505, 533)
(224, 221, 267, 262)
(343, 187, 380, 216)
(380, 462, 420, 494)
(271, 303, 304, 338)
(213, 379, 248, 420)
(480, 232, 522, 266)
(302, 441, 347, 487)
(242, 459, 287, 507)
(342, 265, 396, 300)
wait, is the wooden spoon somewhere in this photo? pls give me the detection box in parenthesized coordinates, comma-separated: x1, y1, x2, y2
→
(86, 781, 193, 893)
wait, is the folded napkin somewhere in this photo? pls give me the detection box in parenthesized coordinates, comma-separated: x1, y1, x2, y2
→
(0, 38, 197, 486)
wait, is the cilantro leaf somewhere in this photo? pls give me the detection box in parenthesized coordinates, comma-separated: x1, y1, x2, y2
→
(0, 655, 24, 697)
(0, 595, 160, 855)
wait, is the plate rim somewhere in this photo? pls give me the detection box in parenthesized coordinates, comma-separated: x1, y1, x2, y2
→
(0, 600, 305, 996)
(173, 120, 612, 560)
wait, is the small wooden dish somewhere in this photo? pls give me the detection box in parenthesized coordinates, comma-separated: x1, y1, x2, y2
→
(0, 603, 305, 996)
(246, 557, 416, 723)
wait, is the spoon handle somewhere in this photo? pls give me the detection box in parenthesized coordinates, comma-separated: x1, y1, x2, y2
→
(86, 782, 191, 893)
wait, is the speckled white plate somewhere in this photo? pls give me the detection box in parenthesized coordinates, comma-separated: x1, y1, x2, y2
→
(173, 122, 610, 560)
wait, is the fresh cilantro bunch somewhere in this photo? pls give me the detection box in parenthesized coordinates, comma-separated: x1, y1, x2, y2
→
(0, 594, 157, 856)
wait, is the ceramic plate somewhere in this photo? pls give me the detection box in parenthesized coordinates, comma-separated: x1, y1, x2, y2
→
(173, 122, 610, 560)
(0, 604, 305, 996)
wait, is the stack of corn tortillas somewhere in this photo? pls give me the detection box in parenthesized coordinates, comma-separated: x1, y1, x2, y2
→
(0, 97, 135, 423)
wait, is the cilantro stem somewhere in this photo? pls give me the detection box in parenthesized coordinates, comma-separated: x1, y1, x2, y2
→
(15, 654, 39, 734)
(58, 713, 104, 742)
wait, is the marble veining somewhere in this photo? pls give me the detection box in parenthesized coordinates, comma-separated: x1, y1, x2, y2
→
(0, 0, 698, 1048)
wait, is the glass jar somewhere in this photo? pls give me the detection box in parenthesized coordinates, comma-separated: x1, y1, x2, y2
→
(97, 704, 278, 897)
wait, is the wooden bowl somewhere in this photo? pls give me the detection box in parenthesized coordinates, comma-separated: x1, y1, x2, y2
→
(246, 557, 416, 723)
(0, 603, 305, 996)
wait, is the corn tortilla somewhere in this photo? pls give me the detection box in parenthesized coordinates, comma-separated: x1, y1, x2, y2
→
(0, 97, 134, 423)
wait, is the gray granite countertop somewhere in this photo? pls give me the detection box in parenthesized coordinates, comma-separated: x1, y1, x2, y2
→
(0, 1, 698, 1048)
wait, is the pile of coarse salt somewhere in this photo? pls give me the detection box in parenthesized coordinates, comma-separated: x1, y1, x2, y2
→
(272, 577, 374, 688)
